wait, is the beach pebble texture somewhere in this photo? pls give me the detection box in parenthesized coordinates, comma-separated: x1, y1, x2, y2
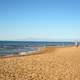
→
(0, 46, 80, 80)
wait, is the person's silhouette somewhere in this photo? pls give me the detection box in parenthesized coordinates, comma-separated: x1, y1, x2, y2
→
(75, 41, 78, 47)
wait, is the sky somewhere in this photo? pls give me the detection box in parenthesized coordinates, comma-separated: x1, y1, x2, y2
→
(0, 0, 80, 41)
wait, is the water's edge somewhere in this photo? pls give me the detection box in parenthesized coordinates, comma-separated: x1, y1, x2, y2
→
(0, 41, 79, 57)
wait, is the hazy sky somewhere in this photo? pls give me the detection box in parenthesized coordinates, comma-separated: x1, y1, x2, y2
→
(0, 0, 80, 40)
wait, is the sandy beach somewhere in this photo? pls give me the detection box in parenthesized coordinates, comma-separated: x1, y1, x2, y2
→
(0, 46, 80, 80)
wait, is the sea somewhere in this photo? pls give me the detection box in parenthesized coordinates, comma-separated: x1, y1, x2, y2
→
(0, 41, 79, 56)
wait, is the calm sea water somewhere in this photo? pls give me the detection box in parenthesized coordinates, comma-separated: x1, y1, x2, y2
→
(0, 41, 78, 56)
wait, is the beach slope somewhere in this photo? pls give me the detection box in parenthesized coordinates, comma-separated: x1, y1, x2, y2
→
(0, 46, 80, 80)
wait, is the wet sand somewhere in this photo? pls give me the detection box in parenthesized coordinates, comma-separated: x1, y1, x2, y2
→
(0, 46, 80, 80)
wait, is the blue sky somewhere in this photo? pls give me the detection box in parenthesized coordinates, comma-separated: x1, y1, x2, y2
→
(0, 0, 80, 40)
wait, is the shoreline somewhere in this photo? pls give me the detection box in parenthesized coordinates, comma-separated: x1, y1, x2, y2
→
(0, 46, 80, 79)
(0, 45, 78, 59)
(0, 46, 46, 58)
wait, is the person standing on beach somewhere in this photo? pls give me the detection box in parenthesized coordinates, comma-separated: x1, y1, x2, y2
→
(75, 41, 79, 47)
